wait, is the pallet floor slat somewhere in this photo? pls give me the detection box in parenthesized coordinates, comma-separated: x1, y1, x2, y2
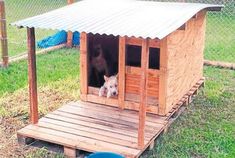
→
(17, 101, 167, 157)
(44, 113, 148, 139)
(38, 121, 140, 148)
(57, 105, 163, 128)
(45, 112, 156, 139)
(39, 117, 140, 142)
(18, 125, 140, 157)
(69, 101, 166, 123)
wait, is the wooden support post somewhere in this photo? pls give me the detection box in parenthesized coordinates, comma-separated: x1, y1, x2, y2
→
(138, 39, 149, 149)
(64, 147, 76, 158)
(0, 0, 8, 67)
(158, 37, 168, 115)
(118, 36, 126, 109)
(80, 32, 88, 101)
(66, 0, 74, 48)
(27, 27, 38, 124)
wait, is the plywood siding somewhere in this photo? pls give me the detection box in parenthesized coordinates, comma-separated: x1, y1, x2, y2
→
(165, 11, 206, 113)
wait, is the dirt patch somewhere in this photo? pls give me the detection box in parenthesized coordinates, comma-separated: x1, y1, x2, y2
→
(0, 85, 77, 158)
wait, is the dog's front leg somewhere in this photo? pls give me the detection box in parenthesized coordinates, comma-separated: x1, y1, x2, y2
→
(99, 86, 106, 97)
(107, 91, 112, 98)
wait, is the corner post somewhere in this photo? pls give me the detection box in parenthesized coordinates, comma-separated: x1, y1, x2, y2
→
(118, 36, 126, 109)
(138, 39, 149, 148)
(27, 27, 38, 124)
(0, 0, 8, 67)
(66, 0, 74, 48)
(158, 37, 168, 115)
(80, 32, 88, 101)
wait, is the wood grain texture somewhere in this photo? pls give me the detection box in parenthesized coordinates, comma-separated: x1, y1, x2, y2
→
(118, 36, 126, 109)
(86, 91, 159, 114)
(27, 27, 38, 124)
(138, 39, 149, 148)
(64, 147, 76, 158)
(126, 37, 160, 48)
(165, 11, 206, 114)
(158, 37, 168, 115)
(17, 101, 167, 158)
(80, 32, 88, 101)
(0, 0, 8, 67)
(125, 73, 159, 98)
(16, 80, 205, 158)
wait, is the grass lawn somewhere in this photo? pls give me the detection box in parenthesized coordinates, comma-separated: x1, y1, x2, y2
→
(5, 0, 67, 56)
(0, 49, 234, 157)
(205, 13, 235, 63)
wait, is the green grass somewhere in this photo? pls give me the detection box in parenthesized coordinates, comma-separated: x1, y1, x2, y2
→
(205, 13, 235, 62)
(0, 49, 234, 157)
(6, 0, 67, 56)
(0, 48, 79, 96)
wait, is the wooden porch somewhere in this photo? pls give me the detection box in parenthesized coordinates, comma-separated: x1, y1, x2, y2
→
(17, 101, 167, 158)
(17, 78, 204, 158)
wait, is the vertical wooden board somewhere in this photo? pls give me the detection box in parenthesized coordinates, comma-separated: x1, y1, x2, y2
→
(66, 0, 74, 48)
(165, 11, 206, 113)
(80, 32, 88, 101)
(27, 27, 38, 124)
(118, 36, 126, 109)
(67, 31, 73, 48)
(138, 39, 149, 148)
(158, 37, 168, 115)
(64, 147, 76, 158)
(0, 1, 8, 67)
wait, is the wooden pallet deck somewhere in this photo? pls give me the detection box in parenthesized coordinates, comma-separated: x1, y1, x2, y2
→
(17, 78, 204, 158)
(17, 101, 167, 158)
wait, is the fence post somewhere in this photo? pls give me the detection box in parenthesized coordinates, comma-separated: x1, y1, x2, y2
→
(0, 0, 8, 67)
(67, 0, 74, 48)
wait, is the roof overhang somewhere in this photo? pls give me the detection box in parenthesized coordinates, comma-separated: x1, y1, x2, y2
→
(11, 0, 223, 40)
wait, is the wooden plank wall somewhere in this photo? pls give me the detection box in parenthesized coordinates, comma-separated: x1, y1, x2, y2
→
(125, 68, 159, 98)
(165, 11, 206, 113)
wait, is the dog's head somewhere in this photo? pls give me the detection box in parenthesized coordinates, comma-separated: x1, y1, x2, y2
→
(93, 44, 103, 57)
(104, 74, 118, 97)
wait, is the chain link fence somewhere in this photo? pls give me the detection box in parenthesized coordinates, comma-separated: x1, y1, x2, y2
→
(2, 0, 235, 63)
(5, 0, 80, 58)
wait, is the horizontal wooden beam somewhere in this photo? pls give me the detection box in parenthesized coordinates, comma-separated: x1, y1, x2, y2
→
(125, 66, 162, 77)
(126, 37, 160, 48)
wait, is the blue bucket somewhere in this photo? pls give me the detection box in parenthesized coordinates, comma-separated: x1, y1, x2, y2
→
(87, 152, 124, 158)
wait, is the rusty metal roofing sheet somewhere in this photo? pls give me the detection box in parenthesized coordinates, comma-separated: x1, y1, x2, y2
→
(11, 0, 223, 39)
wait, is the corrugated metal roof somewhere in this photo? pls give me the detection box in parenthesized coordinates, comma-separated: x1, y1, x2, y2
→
(11, 0, 223, 39)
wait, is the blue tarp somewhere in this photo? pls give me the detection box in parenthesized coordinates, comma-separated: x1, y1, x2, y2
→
(37, 31, 80, 48)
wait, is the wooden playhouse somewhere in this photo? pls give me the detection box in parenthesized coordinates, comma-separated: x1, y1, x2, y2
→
(13, 1, 222, 157)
